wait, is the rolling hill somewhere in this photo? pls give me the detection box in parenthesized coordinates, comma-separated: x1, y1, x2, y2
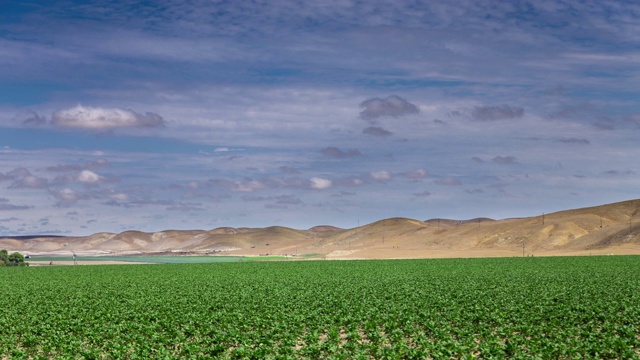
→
(3, 199, 640, 259)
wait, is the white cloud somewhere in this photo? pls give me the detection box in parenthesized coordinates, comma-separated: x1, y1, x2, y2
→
(77, 170, 103, 184)
(213, 179, 266, 192)
(109, 192, 129, 202)
(404, 169, 429, 180)
(51, 105, 165, 130)
(22, 176, 48, 188)
(55, 188, 78, 205)
(187, 181, 199, 190)
(10, 175, 48, 189)
(370, 170, 392, 181)
(310, 177, 332, 190)
(335, 177, 364, 187)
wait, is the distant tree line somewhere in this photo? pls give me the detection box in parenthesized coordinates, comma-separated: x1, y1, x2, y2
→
(0, 250, 28, 266)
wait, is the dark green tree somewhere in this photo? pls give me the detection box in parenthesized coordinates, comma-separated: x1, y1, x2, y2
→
(0, 249, 7, 266)
(0, 250, 28, 266)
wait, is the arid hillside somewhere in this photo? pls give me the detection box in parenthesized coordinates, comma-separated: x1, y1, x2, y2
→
(3, 199, 640, 259)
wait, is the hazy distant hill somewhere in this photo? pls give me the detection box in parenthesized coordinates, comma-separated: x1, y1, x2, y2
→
(3, 199, 640, 259)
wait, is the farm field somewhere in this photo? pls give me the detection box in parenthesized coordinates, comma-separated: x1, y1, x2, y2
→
(25, 255, 293, 266)
(1, 256, 639, 358)
(26, 255, 247, 265)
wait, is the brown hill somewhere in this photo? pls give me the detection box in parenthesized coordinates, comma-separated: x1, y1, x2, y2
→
(3, 199, 640, 259)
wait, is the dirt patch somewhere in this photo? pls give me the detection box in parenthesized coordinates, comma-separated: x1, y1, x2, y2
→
(326, 250, 358, 258)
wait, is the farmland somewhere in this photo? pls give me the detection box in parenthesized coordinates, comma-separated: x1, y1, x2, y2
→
(25, 255, 247, 265)
(1, 256, 639, 358)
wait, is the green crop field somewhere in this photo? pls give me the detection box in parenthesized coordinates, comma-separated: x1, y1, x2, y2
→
(1, 256, 639, 359)
(26, 255, 247, 264)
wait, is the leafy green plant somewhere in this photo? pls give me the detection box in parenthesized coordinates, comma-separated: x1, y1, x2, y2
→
(0, 256, 639, 358)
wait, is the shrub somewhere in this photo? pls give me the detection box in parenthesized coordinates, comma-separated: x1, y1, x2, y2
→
(0, 250, 28, 267)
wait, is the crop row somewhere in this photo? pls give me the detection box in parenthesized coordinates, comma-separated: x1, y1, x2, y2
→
(1, 256, 639, 358)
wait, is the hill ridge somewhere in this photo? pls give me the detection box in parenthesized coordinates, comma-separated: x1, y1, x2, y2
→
(3, 199, 640, 259)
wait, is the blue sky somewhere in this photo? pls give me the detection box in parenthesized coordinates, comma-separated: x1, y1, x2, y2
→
(1, 0, 640, 235)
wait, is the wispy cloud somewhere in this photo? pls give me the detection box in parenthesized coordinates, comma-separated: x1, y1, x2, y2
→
(436, 177, 462, 186)
(369, 170, 392, 181)
(413, 190, 431, 197)
(492, 156, 519, 165)
(556, 138, 590, 145)
(6, 168, 49, 189)
(363, 126, 393, 137)
(47, 159, 109, 172)
(20, 110, 47, 126)
(0, 198, 31, 211)
(166, 202, 206, 212)
(403, 169, 429, 180)
(10, 175, 48, 189)
(320, 147, 363, 159)
(209, 178, 266, 193)
(51, 105, 165, 130)
(471, 105, 524, 121)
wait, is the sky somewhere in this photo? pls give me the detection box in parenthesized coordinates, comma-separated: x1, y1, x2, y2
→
(1, 0, 640, 235)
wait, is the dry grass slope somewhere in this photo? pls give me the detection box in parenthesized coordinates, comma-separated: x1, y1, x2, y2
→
(3, 199, 640, 259)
